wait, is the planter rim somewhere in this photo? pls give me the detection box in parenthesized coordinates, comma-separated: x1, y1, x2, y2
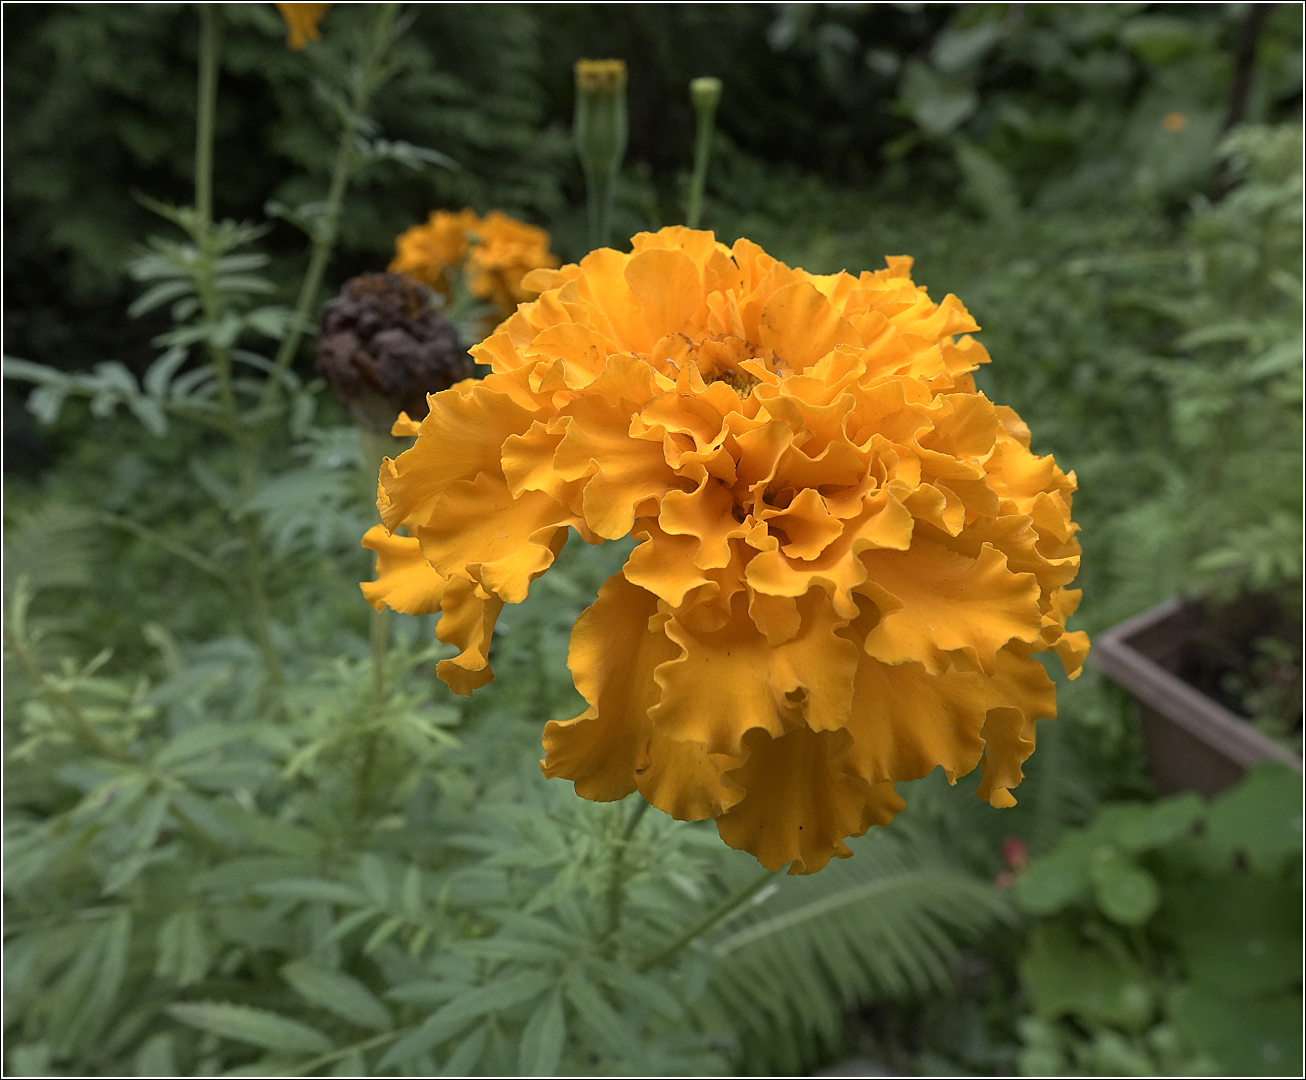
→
(1092, 597, 1302, 773)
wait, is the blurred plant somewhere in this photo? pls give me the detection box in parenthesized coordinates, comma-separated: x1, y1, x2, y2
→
(388, 207, 559, 328)
(573, 58, 629, 248)
(1012, 763, 1303, 1077)
(276, 2, 332, 52)
(1106, 123, 1303, 608)
(686, 76, 722, 228)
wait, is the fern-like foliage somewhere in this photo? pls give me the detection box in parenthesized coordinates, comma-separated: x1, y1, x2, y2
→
(699, 831, 1016, 1075)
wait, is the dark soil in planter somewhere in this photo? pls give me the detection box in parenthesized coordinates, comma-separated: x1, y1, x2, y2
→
(1177, 591, 1302, 755)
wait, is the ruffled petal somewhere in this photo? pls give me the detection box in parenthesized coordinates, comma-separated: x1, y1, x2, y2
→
(415, 473, 572, 604)
(542, 573, 675, 800)
(716, 726, 904, 874)
(859, 540, 1042, 674)
(360, 525, 446, 616)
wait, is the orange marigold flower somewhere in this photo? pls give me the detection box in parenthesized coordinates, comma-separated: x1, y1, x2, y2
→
(362, 227, 1089, 874)
(276, 3, 331, 50)
(389, 209, 560, 319)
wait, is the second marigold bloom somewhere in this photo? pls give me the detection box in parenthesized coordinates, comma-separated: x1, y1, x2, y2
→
(389, 209, 559, 320)
(362, 228, 1089, 874)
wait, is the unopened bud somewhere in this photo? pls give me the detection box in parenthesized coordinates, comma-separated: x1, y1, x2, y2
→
(690, 76, 722, 114)
(574, 59, 628, 179)
(317, 273, 472, 434)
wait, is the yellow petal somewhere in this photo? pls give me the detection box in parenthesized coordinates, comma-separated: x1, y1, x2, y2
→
(416, 473, 572, 604)
(716, 726, 905, 874)
(542, 573, 675, 800)
(379, 382, 535, 534)
(636, 730, 746, 821)
(651, 593, 787, 756)
(859, 540, 1042, 674)
(434, 574, 503, 696)
(973, 706, 1035, 808)
(757, 280, 861, 373)
(360, 525, 446, 616)
(624, 248, 703, 342)
(844, 651, 989, 785)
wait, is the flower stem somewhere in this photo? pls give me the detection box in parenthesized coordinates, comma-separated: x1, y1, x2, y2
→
(370, 607, 391, 704)
(636, 866, 777, 972)
(194, 3, 221, 230)
(264, 3, 400, 407)
(686, 78, 722, 230)
(601, 797, 651, 947)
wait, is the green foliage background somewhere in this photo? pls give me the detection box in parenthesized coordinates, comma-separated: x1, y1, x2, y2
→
(3, 2, 1302, 1077)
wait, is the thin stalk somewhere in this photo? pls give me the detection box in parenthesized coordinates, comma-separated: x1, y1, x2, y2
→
(239, 517, 285, 687)
(3, 627, 134, 764)
(100, 512, 236, 586)
(601, 797, 652, 946)
(686, 111, 714, 229)
(636, 866, 777, 972)
(264, 3, 400, 407)
(194, 4, 221, 229)
(370, 607, 392, 704)
(585, 169, 619, 252)
(280, 1026, 412, 1077)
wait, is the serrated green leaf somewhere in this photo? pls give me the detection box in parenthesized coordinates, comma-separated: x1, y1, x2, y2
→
(155, 909, 212, 987)
(281, 960, 393, 1030)
(518, 990, 565, 1077)
(564, 972, 630, 1057)
(166, 1002, 333, 1054)
(256, 879, 370, 907)
(378, 971, 555, 1069)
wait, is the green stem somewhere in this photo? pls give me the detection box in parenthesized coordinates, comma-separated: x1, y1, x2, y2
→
(584, 167, 618, 251)
(263, 3, 400, 407)
(3, 627, 134, 764)
(636, 866, 777, 972)
(370, 607, 391, 705)
(601, 797, 651, 947)
(100, 512, 236, 586)
(194, 4, 221, 229)
(239, 516, 285, 688)
(686, 111, 715, 230)
(280, 1026, 412, 1077)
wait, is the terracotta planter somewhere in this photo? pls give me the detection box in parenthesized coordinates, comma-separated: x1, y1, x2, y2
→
(1093, 597, 1302, 797)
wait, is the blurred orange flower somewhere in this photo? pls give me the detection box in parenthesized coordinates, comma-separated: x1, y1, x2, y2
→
(1163, 112, 1189, 132)
(362, 227, 1088, 874)
(275, 3, 331, 50)
(389, 209, 559, 319)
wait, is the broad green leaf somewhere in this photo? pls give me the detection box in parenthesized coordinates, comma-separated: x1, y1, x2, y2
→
(1167, 874, 1301, 995)
(1111, 793, 1204, 852)
(1206, 763, 1303, 870)
(1171, 985, 1303, 1076)
(281, 959, 392, 1030)
(518, 990, 565, 1077)
(1088, 847, 1160, 926)
(1020, 923, 1154, 1032)
(166, 1002, 332, 1054)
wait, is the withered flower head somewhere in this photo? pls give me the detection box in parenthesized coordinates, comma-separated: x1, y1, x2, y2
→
(317, 273, 472, 433)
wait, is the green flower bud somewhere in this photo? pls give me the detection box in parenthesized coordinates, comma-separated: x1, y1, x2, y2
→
(574, 59, 628, 248)
(690, 76, 722, 115)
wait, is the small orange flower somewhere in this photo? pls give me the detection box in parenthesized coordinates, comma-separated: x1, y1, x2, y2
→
(362, 228, 1088, 874)
(276, 3, 331, 50)
(389, 209, 559, 320)
(1162, 112, 1188, 133)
